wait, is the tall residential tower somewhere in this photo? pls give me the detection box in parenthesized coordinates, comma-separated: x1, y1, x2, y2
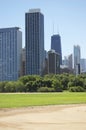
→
(25, 9, 44, 75)
(0, 27, 22, 81)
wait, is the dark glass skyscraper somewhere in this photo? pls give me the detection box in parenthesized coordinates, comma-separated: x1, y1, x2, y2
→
(51, 34, 62, 64)
(25, 9, 44, 75)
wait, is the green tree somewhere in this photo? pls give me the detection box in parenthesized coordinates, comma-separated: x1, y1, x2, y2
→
(69, 86, 85, 92)
(52, 79, 62, 92)
(15, 81, 24, 92)
(4, 82, 15, 92)
(37, 87, 55, 92)
(0, 82, 8, 92)
(68, 77, 84, 88)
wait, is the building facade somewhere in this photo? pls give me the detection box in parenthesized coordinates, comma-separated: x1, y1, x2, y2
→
(74, 45, 81, 74)
(51, 34, 62, 65)
(80, 59, 86, 73)
(43, 50, 48, 75)
(68, 54, 73, 70)
(48, 50, 60, 74)
(25, 9, 44, 75)
(63, 54, 73, 70)
(0, 27, 22, 81)
(21, 48, 26, 76)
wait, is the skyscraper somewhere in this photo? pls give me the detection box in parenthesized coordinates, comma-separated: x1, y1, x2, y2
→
(51, 34, 62, 65)
(0, 27, 22, 81)
(25, 9, 44, 75)
(74, 45, 81, 74)
(48, 49, 60, 74)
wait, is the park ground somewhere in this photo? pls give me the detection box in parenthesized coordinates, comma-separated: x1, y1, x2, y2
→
(0, 104, 86, 130)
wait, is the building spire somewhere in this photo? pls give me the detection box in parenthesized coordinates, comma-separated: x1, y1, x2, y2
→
(52, 22, 54, 35)
(57, 24, 59, 35)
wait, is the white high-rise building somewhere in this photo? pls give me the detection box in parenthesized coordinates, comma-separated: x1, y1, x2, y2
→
(74, 45, 81, 74)
(0, 27, 22, 81)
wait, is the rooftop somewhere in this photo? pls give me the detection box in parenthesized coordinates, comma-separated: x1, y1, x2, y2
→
(29, 9, 41, 13)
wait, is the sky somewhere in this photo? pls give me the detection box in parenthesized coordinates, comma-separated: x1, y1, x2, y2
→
(0, 0, 86, 59)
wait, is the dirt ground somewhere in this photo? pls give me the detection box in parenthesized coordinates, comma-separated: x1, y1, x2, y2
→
(0, 104, 86, 130)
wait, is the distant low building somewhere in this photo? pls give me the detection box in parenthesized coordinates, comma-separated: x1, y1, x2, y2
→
(62, 54, 73, 72)
(80, 59, 86, 73)
(74, 45, 81, 75)
(42, 50, 48, 75)
(48, 49, 60, 74)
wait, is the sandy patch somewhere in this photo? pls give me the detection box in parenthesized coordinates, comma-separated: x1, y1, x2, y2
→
(0, 104, 86, 130)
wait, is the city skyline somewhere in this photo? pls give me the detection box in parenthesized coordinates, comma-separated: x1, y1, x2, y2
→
(0, 0, 86, 59)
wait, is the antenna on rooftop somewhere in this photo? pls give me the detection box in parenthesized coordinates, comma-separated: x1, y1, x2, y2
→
(57, 24, 59, 35)
(52, 22, 54, 35)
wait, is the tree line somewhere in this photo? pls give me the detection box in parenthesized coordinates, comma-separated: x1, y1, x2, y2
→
(0, 73, 86, 92)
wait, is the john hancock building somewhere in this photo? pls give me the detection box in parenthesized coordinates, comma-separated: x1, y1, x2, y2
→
(0, 27, 22, 81)
(25, 9, 44, 75)
(51, 34, 62, 65)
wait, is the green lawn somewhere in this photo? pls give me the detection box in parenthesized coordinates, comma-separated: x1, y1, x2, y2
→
(0, 92, 86, 108)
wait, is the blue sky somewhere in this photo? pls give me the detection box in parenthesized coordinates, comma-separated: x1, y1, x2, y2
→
(0, 0, 86, 59)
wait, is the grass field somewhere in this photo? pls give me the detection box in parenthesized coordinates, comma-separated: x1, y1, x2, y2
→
(0, 92, 86, 108)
